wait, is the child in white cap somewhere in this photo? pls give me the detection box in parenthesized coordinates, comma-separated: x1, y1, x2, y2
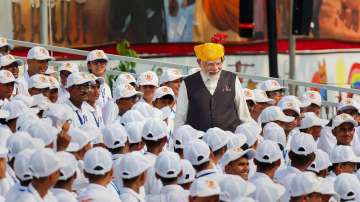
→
(251, 89, 274, 121)
(58, 62, 79, 103)
(137, 71, 159, 105)
(178, 159, 196, 194)
(146, 151, 188, 202)
(172, 125, 202, 159)
(203, 127, 229, 174)
(307, 149, 332, 178)
(220, 147, 255, 180)
(63, 72, 93, 127)
(5, 149, 35, 201)
(78, 147, 121, 202)
(102, 123, 129, 166)
(0, 54, 27, 96)
(117, 151, 150, 202)
(0, 37, 13, 56)
(27, 74, 51, 98)
(299, 112, 329, 141)
(189, 177, 221, 202)
(15, 148, 60, 202)
(47, 76, 60, 103)
(184, 139, 224, 182)
(52, 151, 78, 202)
(83, 74, 105, 128)
(142, 119, 168, 194)
(250, 140, 285, 202)
(219, 174, 256, 202)
(160, 68, 183, 97)
(329, 145, 360, 177)
(301, 90, 322, 117)
(334, 173, 360, 202)
(125, 121, 146, 152)
(25, 46, 55, 82)
(112, 84, 142, 118)
(86, 49, 112, 108)
(0, 70, 17, 102)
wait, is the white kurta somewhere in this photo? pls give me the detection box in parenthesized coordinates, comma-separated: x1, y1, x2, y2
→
(174, 70, 253, 129)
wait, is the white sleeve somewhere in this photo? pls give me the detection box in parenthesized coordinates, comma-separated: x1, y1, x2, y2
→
(0, 178, 13, 196)
(174, 81, 189, 129)
(102, 101, 119, 126)
(234, 77, 254, 123)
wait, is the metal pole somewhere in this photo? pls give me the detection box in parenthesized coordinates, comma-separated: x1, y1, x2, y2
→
(289, 0, 296, 95)
(266, 0, 279, 78)
(40, 0, 49, 44)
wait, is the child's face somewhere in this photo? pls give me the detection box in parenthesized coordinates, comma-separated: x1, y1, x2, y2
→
(88, 60, 107, 77)
(224, 157, 250, 180)
(153, 98, 174, 109)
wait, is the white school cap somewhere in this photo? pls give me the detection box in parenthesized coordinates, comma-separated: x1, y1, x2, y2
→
(235, 122, 261, 147)
(102, 123, 128, 149)
(59, 62, 79, 73)
(253, 182, 285, 202)
(227, 135, 247, 150)
(142, 118, 168, 141)
(57, 151, 77, 180)
(66, 128, 92, 152)
(125, 121, 145, 144)
(47, 76, 60, 90)
(155, 151, 181, 178)
(65, 72, 94, 88)
(189, 177, 221, 197)
(290, 132, 317, 155)
(118, 151, 150, 179)
(0, 54, 22, 67)
(7, 131, 36, 160)
(337, 98, 360, 112)
(14, 149, 35, 181)
(219, 174, 256, 202)
(0, 146, 8, 159)
(335, 173, 360, 201)
(83, 147, 113, 175)
(173, 125, 202, 149)
(263, 122, 286, 149)
(114, 73, 136, 86)
(257, 106, 294, 125)
(332, 113, 358, 129)
(184, 139, 210, 166)
(204, 127, 229, 152)
(255, 140, 282, 163)
(45, 66, 56, 75)
(330, 145, 360, 164)
(253, 89, 274, 103)
(301, 90, 322, 107)
(11, 94, 35, 108)
(290, 171, 322, 197)
(243, 88, 255, 102)
(3, 100, 39, 120)
(0, 37, 13, 49)
(42, 103, 73, 129)
(29, 148, 61, 178)
(86, 49, 108, 62)
(178, 159, 196, 184)
(27, 120, 58, 146)
(308, 149, 332, 173)
(0, 70, 16, 84)
(113, 83, 142, 100)
(277, 99, 300, 115)
(152, 86, 175, 101)
(258, 79, 285, 92)
(160, 68, 183, 84)
(299, 112, 329, 129)
(120, 109, 145, 126)
(81, 125, 103, 145)
(87, 73, 104, 85)
(137, 71, 159, 87)
(220, 147, 255, 168)
(27, 46, 55, 61)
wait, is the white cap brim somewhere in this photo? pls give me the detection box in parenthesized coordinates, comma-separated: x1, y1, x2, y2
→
(278, 115, 295, 123)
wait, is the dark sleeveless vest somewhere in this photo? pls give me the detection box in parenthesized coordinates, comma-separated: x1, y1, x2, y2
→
(184, 70, 241, 132)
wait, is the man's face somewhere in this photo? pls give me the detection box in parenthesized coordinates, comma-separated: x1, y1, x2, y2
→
(88, 59, 107, 77)
(1, 63, 19, 78)
(116, 96, 139, 115)
(198, 58, 223, 76)
(60, 71, 72, 86)
(333, 122, 355, 145)
(224, 157, 250, 180)
(27, 59, 49, 76)
(0, 82, 14, 100)
(67, 82, 91, 103)
(335, 162, 357, 175)
(139, 85, 156, 102)
(164, 79, 182, 97)
(282, 109, 300, 131)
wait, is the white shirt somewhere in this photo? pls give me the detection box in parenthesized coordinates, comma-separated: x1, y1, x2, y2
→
(14, 184, 58, 202)
(195, 168, 224, 183)
(0, 171, 15, 197)
(98, 83, 112, 109)
(58, 86, 70, 103)
(5, 183, 27, 202)
(52, 188, 77, 202)
(175, 70, 253, 129)
(14, 76, 29, 96)
(62, 99, 88, 128)
(144, 165, 162, 195)
(83, 102, 104, 128)
(146, 185, 188, 202)
(119, 187, 145, 202)
(77, 183, 121, 202)
(275, 166, 302, 202)
(250, 172, 285, 202)
(102, 101, 119, 126)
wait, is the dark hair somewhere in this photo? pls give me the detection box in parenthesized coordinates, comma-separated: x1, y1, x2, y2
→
(143, 136, 167, 148)
(254, 159, 279, 172)
(0, 118, 7, 125)
(289, 151, 315, 167)
(122, 175, 142, 184)
(213, 145, 227, 156)
(193, 161, 210, 172)
(84, 170, 108, 182)
(108, 146, 126, 155)
(159, 176, 178, 185)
